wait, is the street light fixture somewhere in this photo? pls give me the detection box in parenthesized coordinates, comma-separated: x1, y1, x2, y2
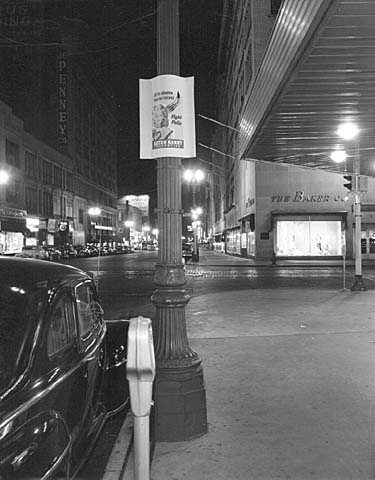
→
(88, 207, 101, 216)
(183, 168, 204, 183)
(191, 207, 203, 262)
(337, 122, 366, 291)
(337, 123, 359, 141)
(330, 150, 347, 163)
(0, 170, 9, 185)
(183, 168, 205, 208)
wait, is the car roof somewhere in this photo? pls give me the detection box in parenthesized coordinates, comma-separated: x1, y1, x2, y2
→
(0, 257, 91, 292)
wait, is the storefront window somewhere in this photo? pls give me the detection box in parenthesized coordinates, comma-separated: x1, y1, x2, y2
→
(276, 220, 342, 256)
(226, 229, 241, 255)
(248, 231, 255, 256)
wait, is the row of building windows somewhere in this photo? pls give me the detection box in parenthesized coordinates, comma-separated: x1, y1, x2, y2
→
(7, 141, 74, 191)
(24, 186, 54, 217)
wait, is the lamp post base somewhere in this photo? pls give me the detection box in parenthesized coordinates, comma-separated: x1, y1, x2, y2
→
(152, 361, 207, 441)
(152, 267, 207, 442)
(351, 275, 367, 291)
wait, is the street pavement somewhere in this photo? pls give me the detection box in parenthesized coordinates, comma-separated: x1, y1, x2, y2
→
(105, 249, 375, 480)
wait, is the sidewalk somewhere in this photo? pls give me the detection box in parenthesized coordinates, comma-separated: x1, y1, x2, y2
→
(109, 250, 375, 480)
(185, 248, 360, 268)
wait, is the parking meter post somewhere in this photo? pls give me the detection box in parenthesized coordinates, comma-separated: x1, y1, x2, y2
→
(126, 317, 155, 480)
(133, 416, 150, 480)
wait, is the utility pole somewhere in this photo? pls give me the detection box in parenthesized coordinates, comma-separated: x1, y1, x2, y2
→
(151, 0, 207, 441)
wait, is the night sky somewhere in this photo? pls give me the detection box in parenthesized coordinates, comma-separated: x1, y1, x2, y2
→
(86, 0, 224, 199)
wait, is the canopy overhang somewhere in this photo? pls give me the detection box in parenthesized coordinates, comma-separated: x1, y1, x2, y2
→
(239, 0, 375, 177)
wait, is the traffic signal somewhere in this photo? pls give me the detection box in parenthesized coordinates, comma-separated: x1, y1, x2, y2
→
(343, 175, 353, 191)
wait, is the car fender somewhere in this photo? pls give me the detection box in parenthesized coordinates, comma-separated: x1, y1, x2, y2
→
(0, 411, 71, 479)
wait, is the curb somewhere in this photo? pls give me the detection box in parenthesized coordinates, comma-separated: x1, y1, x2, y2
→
(102, 414, 133, 480)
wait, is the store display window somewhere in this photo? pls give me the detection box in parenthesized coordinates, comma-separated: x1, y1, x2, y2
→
(276, 220, 342, 256)
(247, 231, 255, 256)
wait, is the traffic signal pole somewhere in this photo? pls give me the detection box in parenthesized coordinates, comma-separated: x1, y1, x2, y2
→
(151, 0, 207, 441)
(351, 147, 366, 291)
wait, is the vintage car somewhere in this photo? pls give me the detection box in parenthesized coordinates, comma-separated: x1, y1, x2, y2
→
(15, 245, 50, 260)
(182, 242, 193, 264)
(0, 257, 129, 479)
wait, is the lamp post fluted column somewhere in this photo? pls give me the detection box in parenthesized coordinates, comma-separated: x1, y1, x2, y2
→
(151, 0, 207, 441)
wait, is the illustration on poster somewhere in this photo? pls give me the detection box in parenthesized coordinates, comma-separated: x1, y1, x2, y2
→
(152, 91, 180, 142)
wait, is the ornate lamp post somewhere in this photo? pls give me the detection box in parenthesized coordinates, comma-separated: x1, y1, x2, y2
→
(151, 0, 207, 442)
(183, 169, 205, 262)
(191, 207, 202, 262)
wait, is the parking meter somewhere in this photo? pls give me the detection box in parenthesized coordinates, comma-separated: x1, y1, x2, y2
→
(126, 316, 155, 417)
(126, 316, 155, 480)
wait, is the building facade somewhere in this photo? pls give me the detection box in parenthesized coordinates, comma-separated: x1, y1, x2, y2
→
(209, 0, 277, 252)
(209, 0, 374, 261)
(0, 1, 118, 247)
(0, 100, 75, 253)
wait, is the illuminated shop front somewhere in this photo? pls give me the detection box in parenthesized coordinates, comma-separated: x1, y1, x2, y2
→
(0, 208, 27, 254)
(226, 228, 241, 255)
(275, 218, 343, 257)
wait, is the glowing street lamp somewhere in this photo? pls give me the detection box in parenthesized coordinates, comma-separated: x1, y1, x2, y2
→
(0, 170, 9, 185)
(337, 123, 359, 141)
(330, 150, 347, 163)
(183, 168, 204, 183)
(88, 207, 101, 216)
(183, 168, 205, 208)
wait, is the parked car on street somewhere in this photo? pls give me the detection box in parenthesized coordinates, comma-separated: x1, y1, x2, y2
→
(60, 244, 78, 259)
(46, 246, 62, 261)
(182, 242, 193, 264)
(0, 257, 130, 479)
(15, 245, 50, 260)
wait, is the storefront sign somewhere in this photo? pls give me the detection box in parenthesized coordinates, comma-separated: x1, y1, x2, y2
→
(0, 217, 26, 233)
(271, 191, 347, 203)
(0, 207, 26, 218)
(58, 220, 69, 232)
(57, 51, 68, 146)
(123, 195, 150, 217)
(47, 218, 57, 232)
(26, 218, 39, 232)
(139, 74, 196, 159)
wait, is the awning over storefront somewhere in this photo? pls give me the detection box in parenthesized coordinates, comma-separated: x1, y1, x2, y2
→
(0, 217, 27, 233)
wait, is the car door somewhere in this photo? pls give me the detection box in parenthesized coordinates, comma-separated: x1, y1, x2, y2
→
(7, 286, 83, 479)
(71, 280, 107, 462)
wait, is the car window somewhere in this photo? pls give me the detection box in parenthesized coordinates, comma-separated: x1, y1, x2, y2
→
(75, 282, 102, 338)
(0, 287, 42, 391)
(47, 292, 75, 358)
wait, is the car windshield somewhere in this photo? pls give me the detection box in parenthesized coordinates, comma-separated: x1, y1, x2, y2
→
(0, 286, 42, 391)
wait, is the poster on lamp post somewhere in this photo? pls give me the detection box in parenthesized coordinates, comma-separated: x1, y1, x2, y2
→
(139, 74, 196, 159)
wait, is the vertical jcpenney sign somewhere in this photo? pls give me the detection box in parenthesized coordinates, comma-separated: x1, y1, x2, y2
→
(57, 52, 68, 146)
